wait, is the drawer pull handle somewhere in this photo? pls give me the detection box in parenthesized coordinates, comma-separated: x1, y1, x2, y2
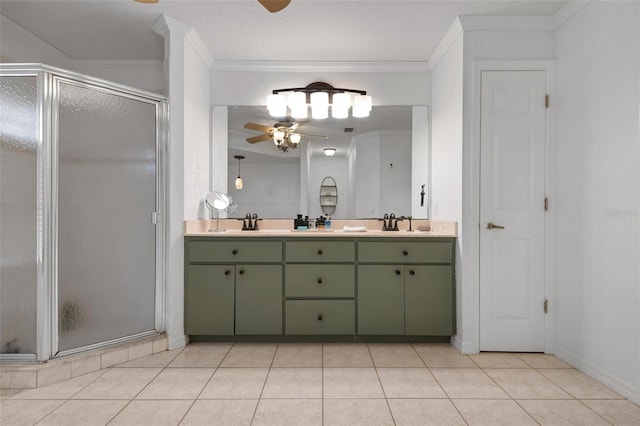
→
(317, 314, 323, 321)
(317, 249, 323, 255)
(232, 249, 238, 255)
(409, 270, 415, 276)
(402, 250, 409, 256)
(239, 269, 245, 275)
(395, 269, 401, 275)
(317, 278, 323, 284)
(224, 270, 231, 276)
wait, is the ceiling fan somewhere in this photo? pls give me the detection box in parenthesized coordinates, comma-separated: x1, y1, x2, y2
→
(244, 120, 327, 153)
(258, 0, 292, 13)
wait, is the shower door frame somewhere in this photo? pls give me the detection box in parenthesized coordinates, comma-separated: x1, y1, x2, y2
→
(0, 64, 168, 362)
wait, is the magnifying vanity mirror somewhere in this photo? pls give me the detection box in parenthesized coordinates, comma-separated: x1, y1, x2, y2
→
(205, 191, 235, 232)
(223, 105, 428, 219)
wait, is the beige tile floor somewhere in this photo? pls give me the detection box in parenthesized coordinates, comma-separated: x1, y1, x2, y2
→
(2, 343, 640, 425)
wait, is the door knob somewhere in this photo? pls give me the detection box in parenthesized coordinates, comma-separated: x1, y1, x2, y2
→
(486, 222, 505, 230)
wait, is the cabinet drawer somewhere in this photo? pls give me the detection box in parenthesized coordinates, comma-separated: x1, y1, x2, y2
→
(285, 241, 355, 263)
(358, 241, 453, 264)
(285, 300, 355, 335)
(285, 265, 354, 298)
(187, 240, 282, 263)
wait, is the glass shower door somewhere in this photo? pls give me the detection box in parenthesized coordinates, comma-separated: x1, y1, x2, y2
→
(56, 80, 159, 354)
(0, 76, 38, 358)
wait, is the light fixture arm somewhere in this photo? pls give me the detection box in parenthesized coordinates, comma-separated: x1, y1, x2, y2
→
(271, 81, 366, 102)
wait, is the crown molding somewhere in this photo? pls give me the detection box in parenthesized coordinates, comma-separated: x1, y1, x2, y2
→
(185, 28, 215, 70)
(152, 14, 214, 70)
(427, 17, 463, 71)
(211, 60, 429, 73)
(554, 1, 590, 28)
(458, 15, 555, 31)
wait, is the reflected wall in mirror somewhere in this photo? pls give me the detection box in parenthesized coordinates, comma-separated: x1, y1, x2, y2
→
(226, 105, 417, 219)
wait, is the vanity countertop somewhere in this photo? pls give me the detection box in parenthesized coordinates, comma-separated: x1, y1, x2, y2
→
(184, 219, 457, 238)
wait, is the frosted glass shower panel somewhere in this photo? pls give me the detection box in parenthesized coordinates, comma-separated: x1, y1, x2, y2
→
(0, 76, 38, 355)
(57, 81, 157, 352)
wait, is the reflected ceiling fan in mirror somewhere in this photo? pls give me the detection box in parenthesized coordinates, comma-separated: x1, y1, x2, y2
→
(258, 0, 291, 13)
(244, 119, 327, 153)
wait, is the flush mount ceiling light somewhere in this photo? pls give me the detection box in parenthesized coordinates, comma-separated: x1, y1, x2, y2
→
(234, 155, 244, 190)
(323, 148, 337, 157)
(267, 82, 372, 120)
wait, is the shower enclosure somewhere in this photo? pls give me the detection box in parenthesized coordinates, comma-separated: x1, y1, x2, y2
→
(0, 64, 167, 362)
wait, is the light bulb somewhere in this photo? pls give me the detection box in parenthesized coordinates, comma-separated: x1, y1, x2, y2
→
(235, 176, 243, 190)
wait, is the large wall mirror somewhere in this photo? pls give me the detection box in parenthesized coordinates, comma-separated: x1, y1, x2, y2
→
(225, 105, 428, 219)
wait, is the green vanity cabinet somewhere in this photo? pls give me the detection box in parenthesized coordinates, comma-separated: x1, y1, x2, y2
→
(357, 265, 405, 334)
(184, 238, 283, 336)
(357, 239, 455, 336)
(185, 264, 235, 335)
(284, 240, 356, 335)
(185, 235, 455, 340)
(235, 264, 282, 335)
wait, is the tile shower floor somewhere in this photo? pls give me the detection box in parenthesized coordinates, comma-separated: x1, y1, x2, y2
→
(1, 343, 639, 425)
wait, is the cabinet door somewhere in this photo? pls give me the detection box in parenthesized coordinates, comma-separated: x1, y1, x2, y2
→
(185, 265, 235, 335)
(357, 265, 404, 335)
(235, 265, 283, 335)
(405, 265, 454, 335)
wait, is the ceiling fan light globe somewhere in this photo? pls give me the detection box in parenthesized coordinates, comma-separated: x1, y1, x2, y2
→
(289, 133, 301, 144)
(274, 130, 285, 142)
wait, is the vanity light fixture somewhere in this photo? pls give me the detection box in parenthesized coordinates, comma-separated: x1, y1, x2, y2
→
(323, 147, 337, 157)
(267, 82, 372, 119)
(234, 155, 245, 189)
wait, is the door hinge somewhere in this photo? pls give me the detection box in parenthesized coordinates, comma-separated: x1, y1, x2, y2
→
(545, 94, 550, 109)
(544, 197, 549, 211)
(544, 299, 549, 314)
(151, 211, 160, 225)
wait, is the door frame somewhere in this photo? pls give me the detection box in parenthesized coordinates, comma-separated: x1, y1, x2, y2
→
(462, 60, 556, 354)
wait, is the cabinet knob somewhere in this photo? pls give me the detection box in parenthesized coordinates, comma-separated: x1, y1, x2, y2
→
(409, 270, 415, 276)
(402, 250, 409, 256)
(317, 314, 323, 321)
(395, 269, 401, 275)
(239, 269, 245, 275)
(224, 270, 231, 276)
(317, 249, 323, 255)
(317, 278, 323, 284)
(232, 249, 238, 255)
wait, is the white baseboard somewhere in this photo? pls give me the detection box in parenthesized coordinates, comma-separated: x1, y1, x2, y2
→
(555, 346, 640, 405)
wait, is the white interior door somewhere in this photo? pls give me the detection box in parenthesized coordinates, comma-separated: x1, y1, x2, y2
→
(479, 70, 547, 352)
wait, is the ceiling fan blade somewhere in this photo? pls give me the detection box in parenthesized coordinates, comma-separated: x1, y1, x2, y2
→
(247, 134, 273, 144)
(258, 0, 291, 13)
(244, 122, 274, 133)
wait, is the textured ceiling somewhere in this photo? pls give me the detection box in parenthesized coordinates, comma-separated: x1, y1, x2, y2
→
(1, 0, 568, 61)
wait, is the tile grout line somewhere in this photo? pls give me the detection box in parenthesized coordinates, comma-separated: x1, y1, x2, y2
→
(172, 344, 224, 426)
(366, 344, 397, 426)
(249, 342, 277, 425)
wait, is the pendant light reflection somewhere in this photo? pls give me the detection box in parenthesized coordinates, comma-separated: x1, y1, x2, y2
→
(234, 155, 244, 190)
